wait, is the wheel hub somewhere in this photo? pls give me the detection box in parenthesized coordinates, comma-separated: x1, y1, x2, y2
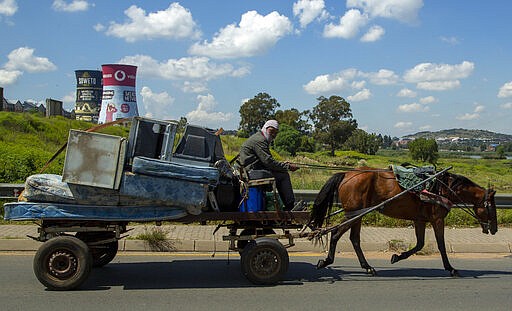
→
(251, 250, 279, 277)
(48, 251, 78, 279)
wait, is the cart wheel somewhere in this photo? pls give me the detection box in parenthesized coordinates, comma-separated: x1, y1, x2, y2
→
(76, 232, 118, 267)
(33, 236, 92, 291)
(241, 237, 289, 285)
(237, 228, 275, 252)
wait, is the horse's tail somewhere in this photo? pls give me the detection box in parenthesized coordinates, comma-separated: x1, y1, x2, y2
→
(309, 172, 345, 228)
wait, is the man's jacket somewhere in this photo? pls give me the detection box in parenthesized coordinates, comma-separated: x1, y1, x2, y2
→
(239, 131, 289, 172)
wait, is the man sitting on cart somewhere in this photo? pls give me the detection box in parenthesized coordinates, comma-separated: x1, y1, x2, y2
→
(239, 120, 299, 210)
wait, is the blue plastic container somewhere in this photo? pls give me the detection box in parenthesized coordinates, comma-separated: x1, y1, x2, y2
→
(241, 187, 264, 212)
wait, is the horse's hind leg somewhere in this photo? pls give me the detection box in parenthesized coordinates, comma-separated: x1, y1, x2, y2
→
(432, 219, 459, 277)
(317, 225, 350, 269)
(391, 221, 426, 264)
(350, 220, 376, 276)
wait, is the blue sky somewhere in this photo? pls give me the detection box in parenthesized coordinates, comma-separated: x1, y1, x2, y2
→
(1, 0, 512, 137)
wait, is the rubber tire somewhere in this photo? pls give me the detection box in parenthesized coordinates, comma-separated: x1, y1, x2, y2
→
(76, 232, 118, 267)
(241, 237, 289, 285)
(33, 236, 92, 291)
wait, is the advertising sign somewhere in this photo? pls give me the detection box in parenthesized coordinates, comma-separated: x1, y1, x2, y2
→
(75, 70, 102, 122)
(98, 64, 139, 123)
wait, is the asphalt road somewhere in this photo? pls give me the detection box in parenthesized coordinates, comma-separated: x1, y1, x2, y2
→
(1, 252, 511, 311)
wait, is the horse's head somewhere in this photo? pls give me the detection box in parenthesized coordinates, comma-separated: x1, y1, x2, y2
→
(480, 187, 498, 235)
(440, 173, 498, 235)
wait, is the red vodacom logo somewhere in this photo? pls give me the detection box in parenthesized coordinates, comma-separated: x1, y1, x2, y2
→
(114, 70, 126, 82)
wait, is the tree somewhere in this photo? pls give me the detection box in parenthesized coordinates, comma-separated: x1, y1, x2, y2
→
(239, 92, 280, 136)
(275, 108, 311, 134)
(496, 145, 506, 159)
(310, 95, 357, 156)
(344, 129, 382, 155)
(273, 124, 301, 156)
(409, 138, 439, 164)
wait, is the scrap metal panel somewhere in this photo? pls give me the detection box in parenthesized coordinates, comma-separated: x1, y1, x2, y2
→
(62, 130, 126, 189)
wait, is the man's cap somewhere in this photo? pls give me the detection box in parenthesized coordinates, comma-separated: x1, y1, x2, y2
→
(262, 119, 279, 131)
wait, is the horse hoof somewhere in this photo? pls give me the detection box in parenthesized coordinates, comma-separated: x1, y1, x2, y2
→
(317, 260, 326, 269)
(450, 269, 460, 277)
(366, 268, 377, 276)
(390, 254, 400, 264)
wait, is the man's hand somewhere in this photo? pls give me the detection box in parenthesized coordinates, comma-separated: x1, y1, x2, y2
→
(287, 163, 299, 172)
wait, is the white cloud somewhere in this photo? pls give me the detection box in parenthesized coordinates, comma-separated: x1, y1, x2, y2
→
(0, 68, 22, 85)
(500, 103, 512, 109)
(403, 61, 474, 91)
(397, 102, 429, 113)
(303, 68, 358, 94)
(440, 36, 460, 45)
(103, 3, 201, 42)
(186, 94, 233, 125)
(394, 121, 412, 129)
(474, 105, 485, 113)
(419, 96, 436, 104)
(363, 69, 398, 85)
(419, 125, 431, 131)
(347, 0, 424, 24)
(61, 91, 76, 111)
(323, 9, 368, 39)
(93, 23, 105, 32)
(498, 81, 512, 98)
(303, 68, 397, 94)
(140, 86, 175, 120)
(347, 88, 371, 102)
(119, 55, 250, 81)
(397, 88, 417, 98)
(417, 80, 461, 91)
(351, 80, 366, 89)
(456, 113, 479, 121)
(404, 61, 474, 83)
(4, 47, 57, 72)
(181, 81, 208, 93)
(456, 104, 485, 121)
(0, 0, 17, 16)
(360, 25, 385, 42)
(293, 0, 329, 28)
(52, 0, 90, 12)
(189, 11, 292, 59)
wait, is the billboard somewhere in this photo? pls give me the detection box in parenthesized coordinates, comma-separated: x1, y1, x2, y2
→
(98, 64, 139, 123)
(75, 70, 102, 122)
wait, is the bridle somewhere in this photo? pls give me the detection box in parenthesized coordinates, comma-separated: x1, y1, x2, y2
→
(435, 173, 495, 229)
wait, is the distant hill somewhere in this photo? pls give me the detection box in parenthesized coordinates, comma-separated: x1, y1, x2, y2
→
(403, 129, 512, 143)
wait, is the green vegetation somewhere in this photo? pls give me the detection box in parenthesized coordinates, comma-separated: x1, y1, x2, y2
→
(133, 226, 175, 251)
(1, 111, 511, 226)
(0, 112, 129, 183)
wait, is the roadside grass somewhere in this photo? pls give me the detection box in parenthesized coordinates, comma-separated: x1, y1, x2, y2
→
(133, 226, 176, 251)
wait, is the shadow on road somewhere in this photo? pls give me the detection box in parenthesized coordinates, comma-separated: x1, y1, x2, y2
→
(80, 258, 512, 291)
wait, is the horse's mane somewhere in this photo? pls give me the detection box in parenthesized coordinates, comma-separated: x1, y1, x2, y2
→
(445, 172, 481, 189)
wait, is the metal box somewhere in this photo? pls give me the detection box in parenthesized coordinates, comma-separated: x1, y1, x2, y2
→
(62, 130, 126, 189)
(126, 117, 178, 163)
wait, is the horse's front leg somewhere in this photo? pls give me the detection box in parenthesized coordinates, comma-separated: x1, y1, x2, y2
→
(317, 224, 350, 269)
(350, 220, 376, 276)
(432, 218, 459, 277)
(391, 221, 426, 264)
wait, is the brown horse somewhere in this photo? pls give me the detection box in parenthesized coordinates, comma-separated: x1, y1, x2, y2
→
(310, 167, 497, 277)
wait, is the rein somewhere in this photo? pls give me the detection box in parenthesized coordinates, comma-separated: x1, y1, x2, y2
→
(435, 178, 491, 226)
(289, 162, 391, 172)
